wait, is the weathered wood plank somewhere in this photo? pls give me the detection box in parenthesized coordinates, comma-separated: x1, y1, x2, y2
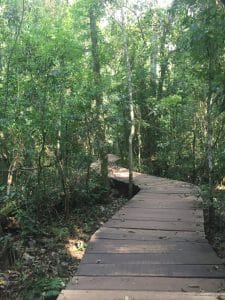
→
(130, 193, 196, 199)
(139, 189, 194, 194)
(105, 219, 204, 231)
(77, 264, 225, 278)
(131, 194, 199, 202)
(67, 276, 225, 292)
(87, 239, 212, 254)
(58, 290, 225, 300)
(114, 207, 203, 215)
(124, 198, 201, 209)
(124, 202, 200, 209)
(112, 208, 203, 222)
(93, 227, 206, 241)
(82, 252, 222, 265)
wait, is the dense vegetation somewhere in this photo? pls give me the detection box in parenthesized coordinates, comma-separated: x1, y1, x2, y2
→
(1, 0, 225, 299)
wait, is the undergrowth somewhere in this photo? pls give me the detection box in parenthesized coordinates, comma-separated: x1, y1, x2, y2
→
(0, 177, 128, 300)
(200, 184, 225, 258)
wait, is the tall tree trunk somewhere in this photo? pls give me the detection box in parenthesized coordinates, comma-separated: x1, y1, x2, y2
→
(4, 0, 25, 115)
(56, 115, 70, 217)
(207, 96, 213, 188)
(150, 29, 158, 97)
(157, 22, 168, 100)
(206, 43, 214, 227)
(85, 114, 93, 190)
(89, 4, 108, 185)
(137, 106, 142, 171)
(150, 11, 159, 98)
(121, 4, 135, 198)
(192, 119, 197, 183)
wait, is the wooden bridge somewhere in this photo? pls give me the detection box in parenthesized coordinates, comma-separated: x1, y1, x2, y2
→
(58, 167, 225, 300)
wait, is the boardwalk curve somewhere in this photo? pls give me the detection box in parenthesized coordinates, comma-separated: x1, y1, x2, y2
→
(58, 168, 225, 300)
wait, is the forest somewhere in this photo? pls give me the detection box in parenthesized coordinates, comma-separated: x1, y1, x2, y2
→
(1, 0, 225, 299)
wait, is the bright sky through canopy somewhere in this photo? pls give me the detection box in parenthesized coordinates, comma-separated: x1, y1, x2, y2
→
(153, 0, 174, 8)
(128, 0, 174, 10)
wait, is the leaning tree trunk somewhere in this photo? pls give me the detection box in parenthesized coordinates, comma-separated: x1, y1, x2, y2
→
(121, 4, 135, 198)
(89, 4, 108, 186)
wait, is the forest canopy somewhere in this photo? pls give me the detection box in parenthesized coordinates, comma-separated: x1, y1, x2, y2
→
(1, 0, 225, 298)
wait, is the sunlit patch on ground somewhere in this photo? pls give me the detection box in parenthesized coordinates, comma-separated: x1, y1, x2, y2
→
(216, 185, 225, 191)
(216, 177, 225, 190)
(65, 239, 86, 260)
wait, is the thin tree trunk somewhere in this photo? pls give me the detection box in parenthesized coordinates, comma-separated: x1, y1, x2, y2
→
(89, 5, 108, 185)
(206, 44, 214, 189)
(207, 96, 213, 188)
(121, 4, 135, 198)
(6, 155, 19, 196)
(157, 31, 168, 100)
(4, 0, 25, 115)
(137, 106, 142, 171)
(37, 128, 46, 198)
(56, 154, 69, 217)
(206, 43, 214, 227)
(157, 14, 172, 100)
(85, 114, 93, 190)
(56, 120, 69, 216)
(150, 16, 158, 97)
(192, 122, 197, 183)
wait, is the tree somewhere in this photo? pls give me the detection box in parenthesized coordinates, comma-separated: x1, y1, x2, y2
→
(120, 1, 135, 198)
(89, 1, 108, 185)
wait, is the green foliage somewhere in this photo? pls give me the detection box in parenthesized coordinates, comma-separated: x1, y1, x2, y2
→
(76, 240, 87, 251)
(23, 277, 65, 300)
(1, 0, 225, 290)
(51, 226, 70, 241)
(0, 200, 17, 217)
(16, 210, 39, 239)
(158, 95, 182, 109)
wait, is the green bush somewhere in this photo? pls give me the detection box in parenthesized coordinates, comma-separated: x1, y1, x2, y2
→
(23, 277, 65, 300)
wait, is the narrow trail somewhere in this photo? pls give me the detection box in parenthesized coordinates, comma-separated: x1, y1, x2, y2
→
(58, 167, 225, 300)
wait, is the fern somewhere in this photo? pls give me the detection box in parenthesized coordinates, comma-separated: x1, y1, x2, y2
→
(41, 290, 61, 300)
(24, 277, 65, 300)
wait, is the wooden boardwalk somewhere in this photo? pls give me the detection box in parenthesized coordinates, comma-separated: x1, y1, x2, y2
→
(58, 168, 225, 300)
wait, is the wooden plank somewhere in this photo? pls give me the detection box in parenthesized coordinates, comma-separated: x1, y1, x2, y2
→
(87, 239, 214, 254)
(112, 208, 203, 222)
(77, 264, 225, 278)
(94, 228, 206, 241)
(129, 197, 199, 204)
(124, 200, 200, 209)
(58, 290, 225, 300)
(82, 252, 222, 265)
(115, 207, 203, 215)
(105, 219, 204, 231)
(67, 276, 225, 292)
(132, 194, 198, 200)
(93, 227, 206, 241)
(139, 189, 194, 194)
